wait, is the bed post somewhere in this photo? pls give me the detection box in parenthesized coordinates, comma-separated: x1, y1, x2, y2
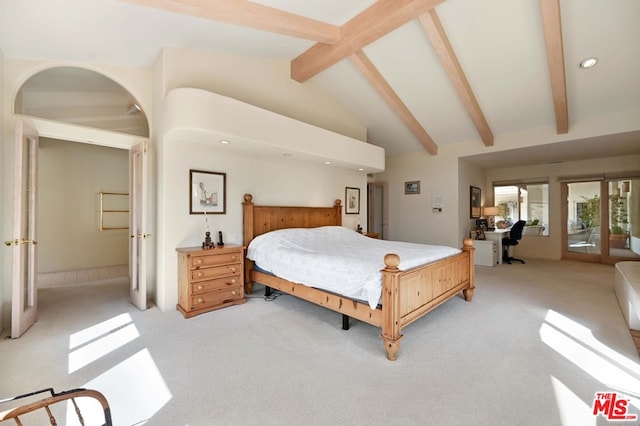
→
(243, 194, 255, 294)
(380, 253, 403, 361)
(462, 237, 475, 301)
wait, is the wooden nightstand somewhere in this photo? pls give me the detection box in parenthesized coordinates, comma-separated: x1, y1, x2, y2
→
(176, 244, 246, 318)
(363, 232, 380, 239)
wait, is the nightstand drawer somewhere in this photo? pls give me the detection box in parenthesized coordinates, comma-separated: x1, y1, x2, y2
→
(191, 263, 241, 281)
(191, 287, 243, 309)
(191, 276, 241, 294)
(176, 245, 246, 318)
(190, 252, 242, 269)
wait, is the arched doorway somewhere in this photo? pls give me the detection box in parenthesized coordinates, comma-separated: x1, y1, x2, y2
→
(8, 66, 150, 336)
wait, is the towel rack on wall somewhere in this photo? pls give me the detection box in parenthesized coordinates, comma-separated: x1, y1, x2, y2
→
(99, 191, 129, 231)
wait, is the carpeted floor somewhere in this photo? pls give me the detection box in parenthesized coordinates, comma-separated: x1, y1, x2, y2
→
(1, 259, 639, 425)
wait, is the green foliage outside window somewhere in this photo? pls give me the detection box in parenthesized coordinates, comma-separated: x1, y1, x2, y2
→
(580, 195, 600, 229)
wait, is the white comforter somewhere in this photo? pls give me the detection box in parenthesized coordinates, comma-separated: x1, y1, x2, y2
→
(247, 226, 461, 309)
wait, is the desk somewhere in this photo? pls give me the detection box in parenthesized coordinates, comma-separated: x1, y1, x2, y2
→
(484, 229, 509, 264)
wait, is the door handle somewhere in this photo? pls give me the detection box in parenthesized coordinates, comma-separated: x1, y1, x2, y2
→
(4, 239, 36, 246)
(130, 234, 152, 239)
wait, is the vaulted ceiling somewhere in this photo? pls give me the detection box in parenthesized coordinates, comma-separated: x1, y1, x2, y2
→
(1, 0, 639, 166)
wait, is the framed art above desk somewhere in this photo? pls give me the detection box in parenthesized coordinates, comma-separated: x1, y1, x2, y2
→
(470, 186, 481, 218)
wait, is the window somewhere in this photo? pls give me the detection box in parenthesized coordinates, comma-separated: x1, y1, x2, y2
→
(494, 182, 549, 236)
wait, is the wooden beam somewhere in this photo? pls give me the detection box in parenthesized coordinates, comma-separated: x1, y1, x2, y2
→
(350, 50, 438, 155)
(120, 0, 339, 44)
(291, 0, 444, 82)
(540, 0, 569, 134)
(418, 11, 494, 147)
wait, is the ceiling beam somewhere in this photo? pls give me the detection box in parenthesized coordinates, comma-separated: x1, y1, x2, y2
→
(119, 0, 339, 44)
(540, 0, 569, 134)
(291, 0, 445, 83)
(418, 11, 494, 147)
(350, 50, 438, 155)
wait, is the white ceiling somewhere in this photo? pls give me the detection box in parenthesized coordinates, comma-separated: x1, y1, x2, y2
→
(1, 0, 639, 167)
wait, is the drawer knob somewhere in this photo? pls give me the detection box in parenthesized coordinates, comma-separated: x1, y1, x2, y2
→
(231, 291, 237, 295)
(195, 258, 203, 265)
(231, 267, 236, 273)
(231, 255, 236, 260)
(196, 298, 203, 304)
(197, 285, 203, 290)
(196, 272, 203, 278)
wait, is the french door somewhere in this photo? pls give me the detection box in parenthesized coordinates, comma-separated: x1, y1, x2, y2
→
(129, 141, 148, 310)
(562, 179, 637, 263)
(9, 122, 39, 338)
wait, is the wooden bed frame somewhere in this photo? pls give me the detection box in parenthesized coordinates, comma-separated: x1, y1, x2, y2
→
(242, 194, 475, 360)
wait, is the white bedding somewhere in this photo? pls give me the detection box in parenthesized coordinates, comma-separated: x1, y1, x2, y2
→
(247, 226, 461, 309)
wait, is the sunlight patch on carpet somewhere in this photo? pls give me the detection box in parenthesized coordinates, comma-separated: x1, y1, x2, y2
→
(540, 309, 640, 416)
(68, 313, 139, 373)
(78, 349, 172, 425)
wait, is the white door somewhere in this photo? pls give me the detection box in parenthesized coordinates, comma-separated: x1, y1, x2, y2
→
(129, 141, 148, 310)
(9, 121, 39, 338)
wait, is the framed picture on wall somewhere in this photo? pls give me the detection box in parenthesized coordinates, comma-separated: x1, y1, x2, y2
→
(345, 187, 360, 214)
(189, 169, 226, 214)
(470, 186, 481, 219)
(404, 181, 420, 194)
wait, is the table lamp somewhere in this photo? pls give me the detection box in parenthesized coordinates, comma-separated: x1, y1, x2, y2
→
(482, 206, 500, 230)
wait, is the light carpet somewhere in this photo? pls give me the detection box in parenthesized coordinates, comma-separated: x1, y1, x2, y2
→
(1, 259, 639, 425)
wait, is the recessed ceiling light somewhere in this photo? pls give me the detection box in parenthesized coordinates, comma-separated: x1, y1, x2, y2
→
(358, 168, 364, 172)
(579, 57, 598, 69)
(219, 140, 230, 144)
(325, 161, 332, 165)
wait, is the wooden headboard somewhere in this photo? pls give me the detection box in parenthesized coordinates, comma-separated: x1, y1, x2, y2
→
(242, 193, 342, 246)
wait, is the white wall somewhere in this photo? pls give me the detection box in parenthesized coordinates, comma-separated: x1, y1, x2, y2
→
(38, 139, 129, 272)
(373, 146, 471, 249)
(156, 139, 366, 311)
(159, 48, 366, 143)
(152, 48, 372, 312)
(458, 158, 485, 242)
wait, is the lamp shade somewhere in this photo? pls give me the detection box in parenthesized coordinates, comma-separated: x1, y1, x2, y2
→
(482, 206, 500, 216)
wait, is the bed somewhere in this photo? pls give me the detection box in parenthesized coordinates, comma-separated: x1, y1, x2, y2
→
(242, 194, 475, 360)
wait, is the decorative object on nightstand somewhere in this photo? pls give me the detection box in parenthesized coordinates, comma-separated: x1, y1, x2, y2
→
(201, 211, 215, 249)
(202, 231, 215, 249)
(176, 244, 245, 318)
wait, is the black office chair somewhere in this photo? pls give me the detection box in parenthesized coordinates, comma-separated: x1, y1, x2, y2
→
(502, 220, 526, 264)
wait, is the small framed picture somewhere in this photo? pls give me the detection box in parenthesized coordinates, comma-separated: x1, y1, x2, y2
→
(470, 186, 481, 219)
(345, 187, 360, 214)
(190, 169, 226, 214)
(405, 181, 420, 195)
